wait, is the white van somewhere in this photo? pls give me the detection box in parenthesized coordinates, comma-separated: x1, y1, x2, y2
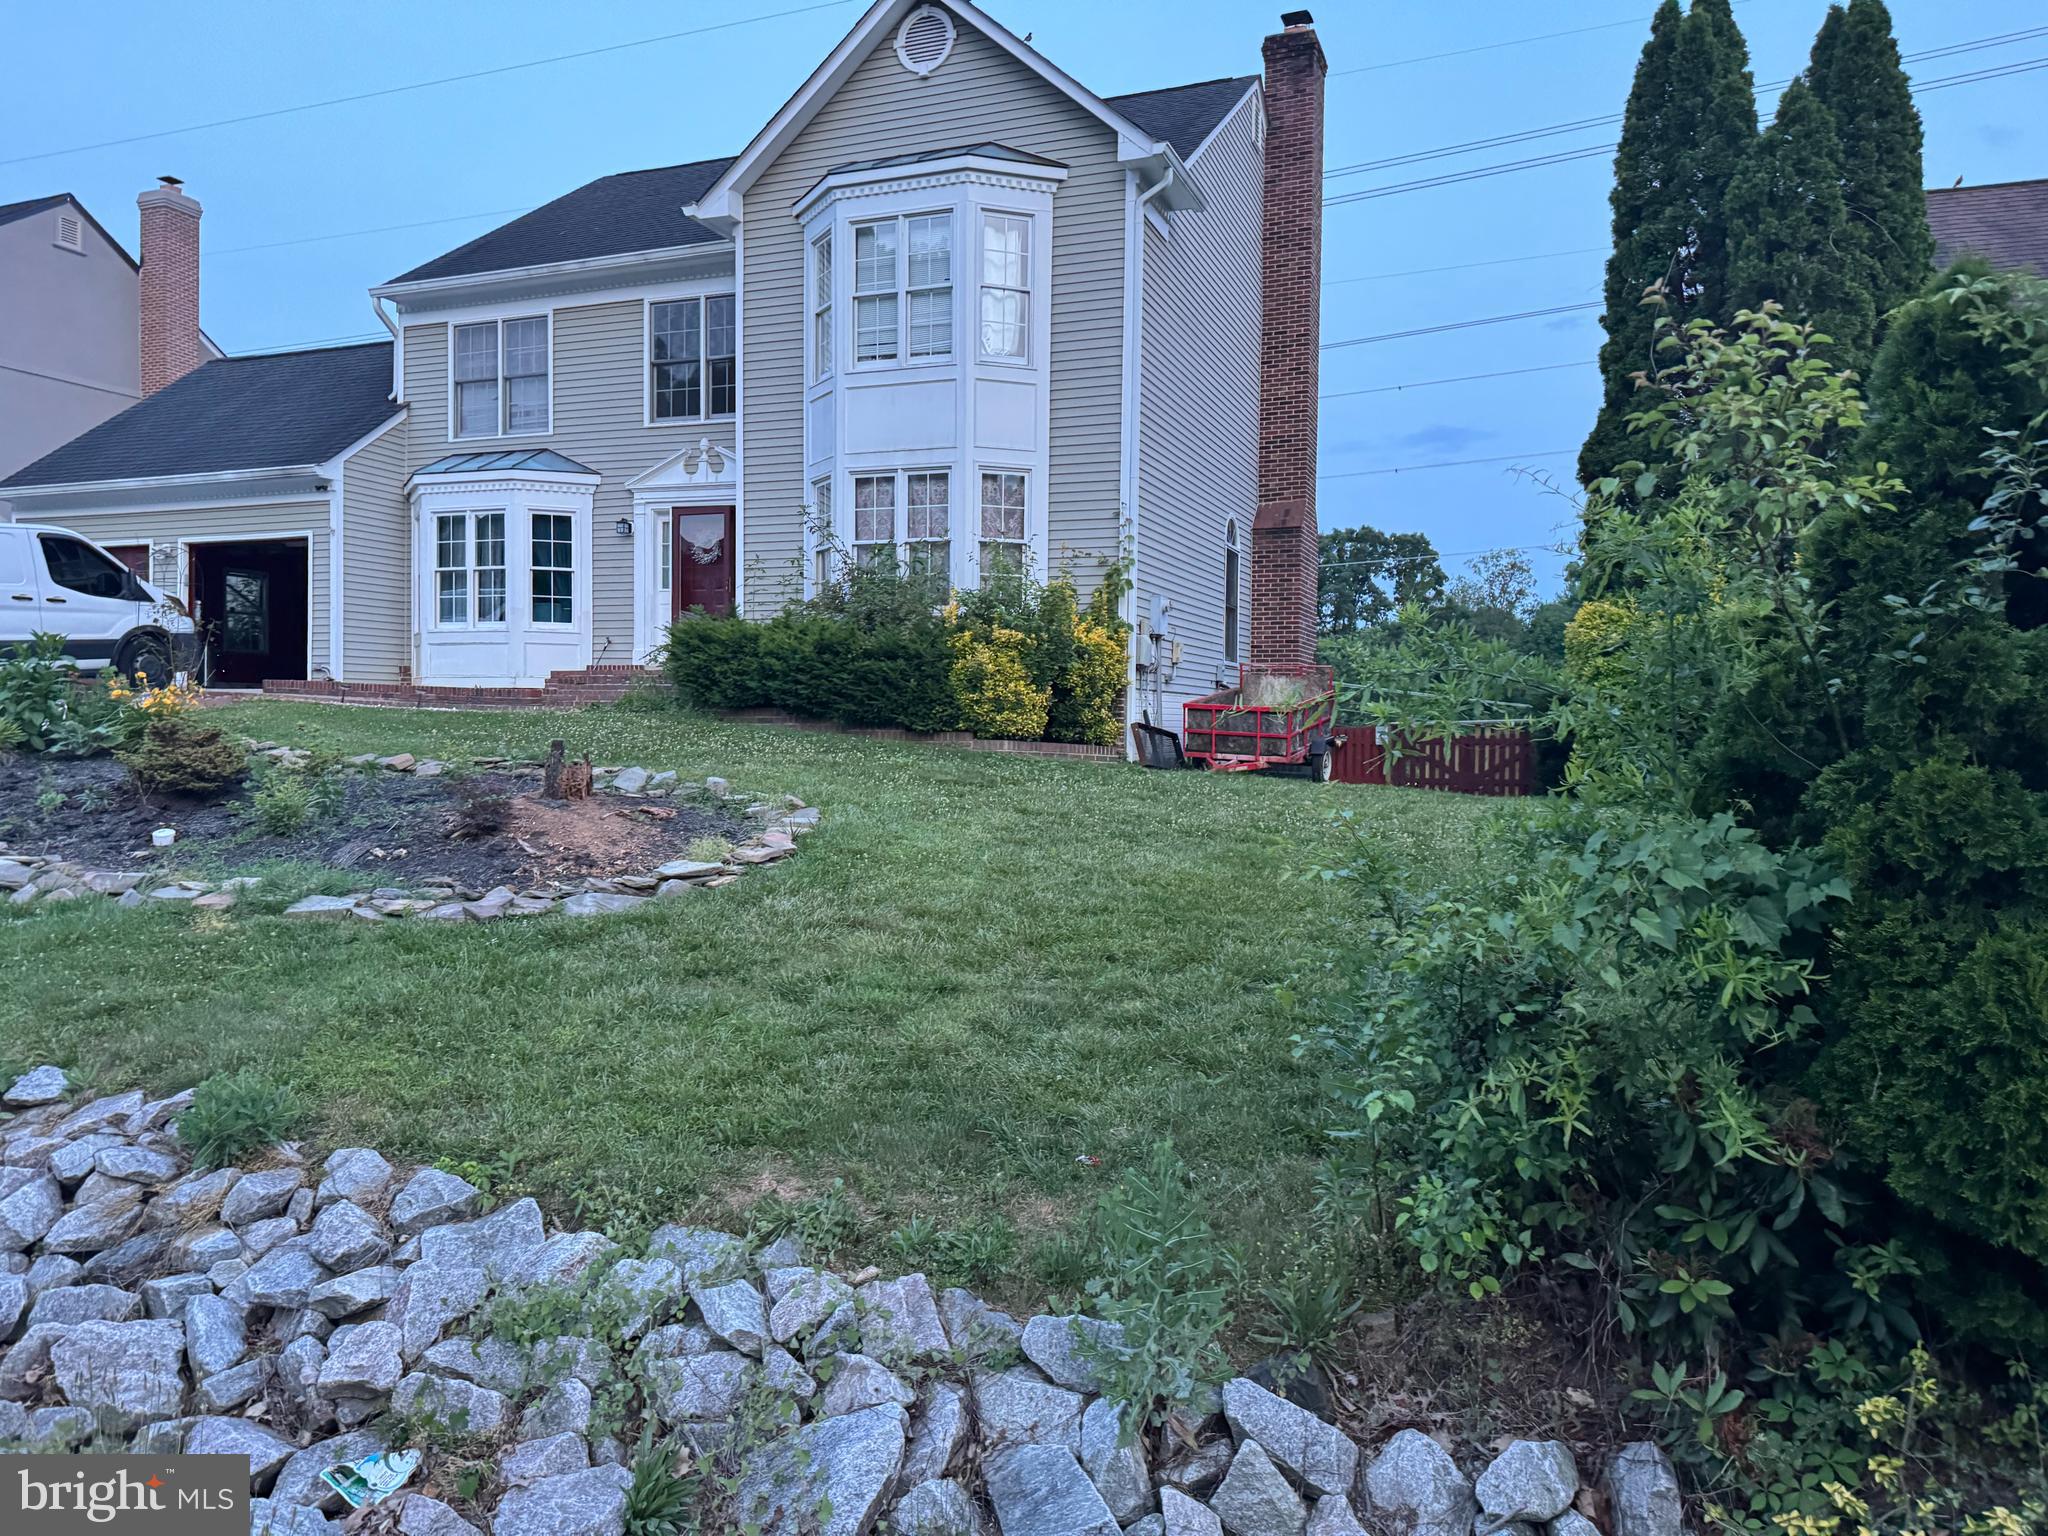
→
(0, 523, 200, 684)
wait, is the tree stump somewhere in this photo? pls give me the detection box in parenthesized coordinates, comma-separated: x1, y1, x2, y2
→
(541, 740, 593, 802)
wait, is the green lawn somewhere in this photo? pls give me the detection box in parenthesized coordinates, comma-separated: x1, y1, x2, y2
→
(1, 700, 1498, 1296)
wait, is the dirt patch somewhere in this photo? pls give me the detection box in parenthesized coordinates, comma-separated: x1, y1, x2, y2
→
(0, 754, 751, 891)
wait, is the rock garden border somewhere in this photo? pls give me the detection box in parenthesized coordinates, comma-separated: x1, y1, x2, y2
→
(0, 751, 820, 923)
(0, 1064, 1686, 1536)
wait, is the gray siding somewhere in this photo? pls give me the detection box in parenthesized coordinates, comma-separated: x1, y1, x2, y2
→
(1135, 88, 1262, 716)
(339, 413, 408, 681)
(40, 499, 333, 675)
(741, 14, 1129, 607)
(401, 304, 734, 666)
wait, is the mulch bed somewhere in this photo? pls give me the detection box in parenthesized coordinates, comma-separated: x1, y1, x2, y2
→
(0, 755, 752, 891)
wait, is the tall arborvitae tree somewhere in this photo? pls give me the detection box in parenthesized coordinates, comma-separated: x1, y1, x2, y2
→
(1725, 78, 1874, 364)
(1806, 0, 1935, 340)
(1580, 0, 1757, 488)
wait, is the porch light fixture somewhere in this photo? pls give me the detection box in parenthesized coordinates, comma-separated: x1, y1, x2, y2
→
(614, 517, 634, 539)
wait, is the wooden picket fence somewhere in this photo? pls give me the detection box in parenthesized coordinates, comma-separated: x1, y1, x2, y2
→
(1329, 723, 1535, 798)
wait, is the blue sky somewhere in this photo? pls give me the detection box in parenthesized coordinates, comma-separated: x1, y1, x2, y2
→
(4, 1, 2041, 595)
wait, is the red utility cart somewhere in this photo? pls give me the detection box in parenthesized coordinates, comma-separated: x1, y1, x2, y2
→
(1181, 664, 1342, 779)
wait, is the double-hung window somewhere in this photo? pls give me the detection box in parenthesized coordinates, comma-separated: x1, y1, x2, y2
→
(852, 475, 895, 568)
(650, 296, 737, 420)
(531, 513, 574, 625)
(811, 478, 833, 588)
(453, 317, 549, 437)
(905, 471, 950, 579)
(433, 512, 506, 626)
(812, 234, 833, 382)
(979, 470, 1028, 586)
(979, 215, 1031, 361)
(852, 213, 952, 364)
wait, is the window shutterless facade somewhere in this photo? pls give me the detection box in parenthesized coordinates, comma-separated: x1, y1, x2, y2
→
(452, 317, 549, 438)
(432, 511, 506, 627)
(650, 295, 737, 421)
(852, 474, 895, 567)
(904, 471, 951, 577)
(851, 213, 952, 365)
(811, 477, 833, 589)
(979, 470, 1028, 582)
(979, 214, 1031, 361)
(812, 233, 833, 383)
(531, 513, 575, 625)
(1224, 518, 1241, 663)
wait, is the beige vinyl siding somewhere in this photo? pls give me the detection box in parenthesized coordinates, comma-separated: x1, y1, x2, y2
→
(402, 304, 732, 666)
(742, 16, 1129, 608)
(339, 413, 408, 681)
(1135, 88, 1262, 717)
(42, 499, 333, 674)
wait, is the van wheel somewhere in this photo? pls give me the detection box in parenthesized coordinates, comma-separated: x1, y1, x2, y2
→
(114, 634, 173, 689)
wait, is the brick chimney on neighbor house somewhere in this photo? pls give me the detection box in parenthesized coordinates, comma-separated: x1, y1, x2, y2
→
(138, 176, 203, 397)
(1251, 10, 1326, 667)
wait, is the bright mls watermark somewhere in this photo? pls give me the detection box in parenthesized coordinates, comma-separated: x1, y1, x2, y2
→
(9, 1457, 244, 1535)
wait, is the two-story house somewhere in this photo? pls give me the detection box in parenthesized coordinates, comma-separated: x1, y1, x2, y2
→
(1, 1, 1327, 731)
(0, 184, 224, 498)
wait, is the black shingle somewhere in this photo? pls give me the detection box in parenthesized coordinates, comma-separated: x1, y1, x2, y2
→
(1927, 179, 2048, 278)
(387, 158, 734, 286)
(1108, 75, 1260, 159)
(2, 342, 398, 489)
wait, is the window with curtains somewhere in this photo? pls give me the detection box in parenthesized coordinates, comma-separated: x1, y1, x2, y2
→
(452, 317, 549, 437)
(650, 296, 737, 420)
(979, 214, 1031, 361)
(812, 477, 833, 588)
(432, 512, 506, 626)
(852, 474, 894, 568)
(531, 513, 574, 625)
(979, 470, 1027, 587)
(905, 470, 950, 579)
(851, 213, 952, 365)
(812, 233, 833, 383)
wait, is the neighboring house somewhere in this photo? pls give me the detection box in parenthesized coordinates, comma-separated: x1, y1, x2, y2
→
(1926, 177, 2048, 276)
(1, 2, 1328, 740)
(0, 183, 224, 495)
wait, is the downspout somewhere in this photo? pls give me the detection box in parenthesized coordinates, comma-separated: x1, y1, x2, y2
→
(1121, 164, 1176, 756)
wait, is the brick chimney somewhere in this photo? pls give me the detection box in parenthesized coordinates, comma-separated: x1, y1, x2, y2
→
(138, 176, 203, 397)
(1251, 10, 1325, 667)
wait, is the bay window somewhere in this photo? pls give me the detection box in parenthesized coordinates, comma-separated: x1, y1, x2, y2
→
(979, 215, 1031, 360)
(432, 511, 506, 627)
(812, 234, 833, 382)
(851, 213, 952, 365)
(453, 317, 549, 438)
(811, 477, 833, 588)
(852, 474, 894, 567)
(531, 513, 574, 625)
(905, 471, 951, 577)
(651, 295, 737, 421)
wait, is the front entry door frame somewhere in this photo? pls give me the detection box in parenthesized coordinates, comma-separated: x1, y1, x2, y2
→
(671, 506, 736, 619)
(627, 438, 742, 665)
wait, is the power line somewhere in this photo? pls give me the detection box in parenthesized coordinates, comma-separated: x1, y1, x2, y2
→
(1320, 361, 1594, 401)
(231, 331, 388, 357)
(0, 0, 859, 168)
(1323, 303, 1600, 352)
(1329, 10, 1677, 78)
(1324, 248, 1604, 287)
(1320, 451, 1576, 481)
(206, 207, 533, 257)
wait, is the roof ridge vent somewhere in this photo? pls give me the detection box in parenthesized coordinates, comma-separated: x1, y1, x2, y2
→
(896, 5, 956, 76)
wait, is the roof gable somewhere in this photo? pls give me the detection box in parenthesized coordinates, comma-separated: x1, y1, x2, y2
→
(688, 0, 1178, 225)
(1108, 76, 1259, 160)
(2, 342, 399, 491)
(0, 192, 139, 272)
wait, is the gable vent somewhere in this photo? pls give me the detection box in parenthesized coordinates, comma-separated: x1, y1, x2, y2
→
(54, 211, 83, 251)
(896, 5, 955, 75)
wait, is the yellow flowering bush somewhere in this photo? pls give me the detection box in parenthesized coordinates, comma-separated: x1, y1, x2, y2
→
(949, 623, 1049, 740)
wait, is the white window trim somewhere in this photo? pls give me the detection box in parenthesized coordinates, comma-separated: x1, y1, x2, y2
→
(430, 509, 511, 632)
(811, 232, 834, 385)
(657, 512, 673, 603)
(528, 508, 580, 630)
(974, 466, 1033, 584)
(643, 293, 739, 428)
(849, 210, 954, 371)
(1223, 516, 1242, 664)
(977, 209, 1035, 367)
(446, 315, 553, 441)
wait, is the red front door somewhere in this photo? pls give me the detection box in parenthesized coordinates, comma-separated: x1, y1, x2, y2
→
(672, 508, 736, 618)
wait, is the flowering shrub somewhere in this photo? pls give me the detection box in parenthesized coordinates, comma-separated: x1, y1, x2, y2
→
(949, 623, 1048, 740)
(1052, 619, 1127, 746)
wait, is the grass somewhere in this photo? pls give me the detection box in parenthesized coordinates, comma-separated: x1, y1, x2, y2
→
(0, 699, 1501, 1298)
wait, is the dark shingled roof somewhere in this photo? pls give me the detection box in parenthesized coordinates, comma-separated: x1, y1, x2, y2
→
(388, 158, 734, 285)
(1927, 179, 2048, 277)
(1107, 75, 1260, 158)
(2, 342, 398, 490)
(388, 72, 1259, 287)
